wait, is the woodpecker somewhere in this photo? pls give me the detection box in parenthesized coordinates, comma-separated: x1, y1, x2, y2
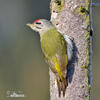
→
(27, 19, 73, 97)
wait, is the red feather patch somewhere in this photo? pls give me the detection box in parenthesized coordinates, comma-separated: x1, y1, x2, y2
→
(33, 19, 40, 23)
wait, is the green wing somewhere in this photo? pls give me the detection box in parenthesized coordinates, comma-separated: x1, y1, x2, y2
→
(41, 28, 68, 97)
(41, 28, 67, 58)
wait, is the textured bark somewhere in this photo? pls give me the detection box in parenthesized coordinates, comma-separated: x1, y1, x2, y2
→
(49, 0, 92, 100)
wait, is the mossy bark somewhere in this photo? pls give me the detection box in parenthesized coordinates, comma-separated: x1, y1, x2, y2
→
(50, 0, 92, 100)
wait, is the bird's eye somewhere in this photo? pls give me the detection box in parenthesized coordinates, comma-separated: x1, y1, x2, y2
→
(35, 22, 41, 24)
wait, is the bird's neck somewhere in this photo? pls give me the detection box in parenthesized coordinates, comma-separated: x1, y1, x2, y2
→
(39, 27, 55, 38)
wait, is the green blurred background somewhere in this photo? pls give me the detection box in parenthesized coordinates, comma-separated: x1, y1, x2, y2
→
(0, 0, 99, 100)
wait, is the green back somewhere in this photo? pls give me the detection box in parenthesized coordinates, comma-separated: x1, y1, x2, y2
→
(41, 28, 67, 59)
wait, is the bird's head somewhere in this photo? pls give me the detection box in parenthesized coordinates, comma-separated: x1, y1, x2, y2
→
(27, 19, 54, 36)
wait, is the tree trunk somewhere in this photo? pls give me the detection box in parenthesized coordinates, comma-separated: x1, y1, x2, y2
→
(49, 0, 92, 100)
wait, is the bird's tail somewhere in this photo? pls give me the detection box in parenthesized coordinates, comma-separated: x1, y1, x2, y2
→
(52, 59, 67, 97)
(56, 77, 67, 97)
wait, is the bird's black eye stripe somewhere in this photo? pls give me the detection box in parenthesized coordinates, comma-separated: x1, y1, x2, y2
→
(36, 22, 41, 24)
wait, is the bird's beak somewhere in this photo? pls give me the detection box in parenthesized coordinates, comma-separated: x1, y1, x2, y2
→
(26, 23, 35, 27)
